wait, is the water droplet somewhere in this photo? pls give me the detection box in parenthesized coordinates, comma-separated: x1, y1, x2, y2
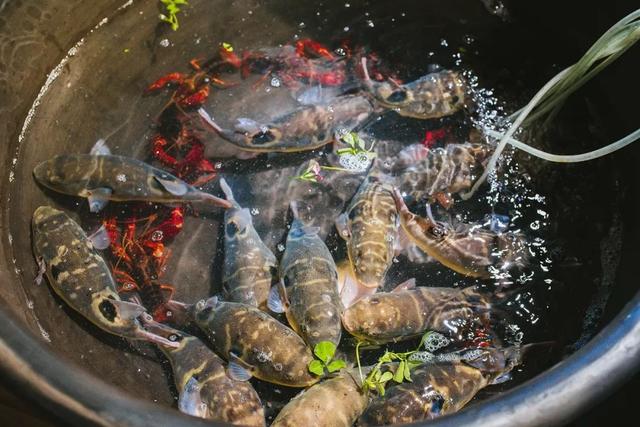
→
(116, 173, 127, 182)
(344, 3, 351, 7)
(440, 39, 448, 47)
(343, 26, 350, 32)
(250, 208, 260, 216)
(270, 76, 281, 87)
(529, 220, 540, 230)
(277, 243, 285, 252)
(463, 34, 475, 45)
(366, 20, 374, 28)
(151, 230, 164, 241)
(298, 22, 306, 29)
(335, 47, 346, 56)
(159, 39, 170, 48)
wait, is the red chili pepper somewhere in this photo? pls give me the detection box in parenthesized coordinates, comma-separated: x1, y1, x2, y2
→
(178, 85, 210, 108)
(219, 45, 242, 68)
(295, 39, 335, 60)
(422, 128, 448, 148)
(152, 135, 179, 167)
(145, 72, 186, 93)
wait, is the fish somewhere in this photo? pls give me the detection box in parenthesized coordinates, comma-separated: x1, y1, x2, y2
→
(198, 94, 374, 153)
(192, 297, 319, 387)
(143, 324, 265, 426)
(219, 178, 277, 310)
(341, 285, 491, 344)
(361, 57, 467, 120)
(33, 141, 231, 212)
(271, 371, 368, 427)
(335, 173, 399, 302)
(383, 142, 491, 207)
(269, 202, 343, 347)
(393, 189, 527, 277)
(357, 346, 522, 425)
(31, 206, 178, 347)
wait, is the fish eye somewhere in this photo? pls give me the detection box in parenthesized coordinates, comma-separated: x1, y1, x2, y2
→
(98, 299, 117, 322)
(347, 209, 358, 221)
(430, 394, 445, 415)
(251, 130, 276, 145)
(226, 221, 239, 236)
(386, 90, 408, 103)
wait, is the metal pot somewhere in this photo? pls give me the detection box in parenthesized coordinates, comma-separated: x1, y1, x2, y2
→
(0, 1, 638, 426)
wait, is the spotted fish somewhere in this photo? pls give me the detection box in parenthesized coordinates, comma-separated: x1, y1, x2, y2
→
(33, 141, 231, 212)
(272, 371, 368, 427)
(357, 347, 522, 425)
(31, 206, 178, 347)
(198, 94, 374, 153)
(336, 174, 398, 303)
(143, 324, 265, 426)
(342, 285, 491, 344)
(193, 297, 318, 387)
(269, 202, 342, 347)
(361, 57, 467, 120)
(383, 142, 491, 207)
(393, 189, 527, 277)
(220, 178, 276, 310)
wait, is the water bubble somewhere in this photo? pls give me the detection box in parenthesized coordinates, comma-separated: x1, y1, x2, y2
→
(270, 76, 281, 87)
(116, 173, 127, 183)
(366, 20, 374, 28)
(159, 39, 170, 48)
(343, 26, 350, 32)
(529, 220, 540, 230)
(151, 230, 164, 242)
(250, 208, 260, 216)
(277, 244, 285, 252)
(344, 3, 351, 7)
(440, 39, 448, 47)
(463, 34, 476, 45)
(335, 47, 347, 56)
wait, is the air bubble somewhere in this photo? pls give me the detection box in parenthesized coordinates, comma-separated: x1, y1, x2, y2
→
(270, 76, 281, 87)
(250, 208, 260, 216)
(277, 243, 285, 252)
(151, 230, 164, 242)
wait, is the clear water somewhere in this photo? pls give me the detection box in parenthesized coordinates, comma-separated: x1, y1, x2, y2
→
(7, 0, 625, 422)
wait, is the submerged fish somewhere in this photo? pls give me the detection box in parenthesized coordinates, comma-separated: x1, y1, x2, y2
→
(336, 174, 398, 302)
(270, 202, 343, 347)
(220, 178, 277, 310)
(384, 142, 491, 207)
(193, 297, 319, 387)
(31, 206, 177, 347)
(271, 371, 368, 427)
(394, 189, 527, 277)
(144, 324, 265, 426)
(361, 57, 467, 120)
(357, 347, 521, 425)
(342, 285, 491, 344)
(33, 141, 231, 212)
(198, 94, 374, 153)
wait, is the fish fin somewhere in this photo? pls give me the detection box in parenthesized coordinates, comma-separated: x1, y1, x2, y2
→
(108, 299, 148, 320)
(302, 225, 320, 235)
(335, 213, 350, 240)
(234, 117, 262, 134)
(267, 280, 289, 314)
(178, 377, 206, 417)
(218, 177, 237, 205)
(391, 278, 416, 292)
(88, 224, 111, 250)
(87, 188, 112, 213)
(227, 353, 253, 381)
(154, 176, 189, 196)
(490, 372, 512, 385)
(34, 257, 46, 286)
(133, 327, 181, 348)
(197, 107, 222, 132)
(90, 139, 111, 156)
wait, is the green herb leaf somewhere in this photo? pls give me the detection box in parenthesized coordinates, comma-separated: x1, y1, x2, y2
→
(403, 360, 412, 382)
(379, 371, 393, 383)
(314, 341, 336, 364)
(308, 359, 324, 376)
(393, 361, 405, 383)
(327, 359, 347, 373)
(376, 383, 386, 396)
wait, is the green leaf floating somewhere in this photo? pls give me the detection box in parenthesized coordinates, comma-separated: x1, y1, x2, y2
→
(308, 341, 346, 376)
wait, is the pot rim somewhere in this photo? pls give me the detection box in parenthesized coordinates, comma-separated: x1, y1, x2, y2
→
(0, 292, 638, 426)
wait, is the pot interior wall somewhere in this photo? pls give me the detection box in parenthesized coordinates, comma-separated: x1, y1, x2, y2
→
(0, 0, 638, 423)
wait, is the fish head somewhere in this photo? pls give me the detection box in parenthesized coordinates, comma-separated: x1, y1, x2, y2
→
(347, 243, 390, 291)
(366, 79, 413, 109)
(231, 118, 284, 150)
(224, 208, 253, 241)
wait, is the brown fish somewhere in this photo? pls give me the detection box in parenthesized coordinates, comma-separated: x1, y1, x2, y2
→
(198, 94, 374, 153)
(272, 371, 368, 427)
(336, 174, 398, 302)
(271, 203, 343, 347)
(193, 297, 319, 387)
(393, 189, 527, 277)
(220, 178, 277, 310)
(358, 347, 521, 425)
(33, 142, 231, 212)
(361, 57, 467, 119)
(384, 142, 491, 206)
(342, 285, 491, 344)
(31, 206, 178, 347)
(145, 324, 265, 426)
